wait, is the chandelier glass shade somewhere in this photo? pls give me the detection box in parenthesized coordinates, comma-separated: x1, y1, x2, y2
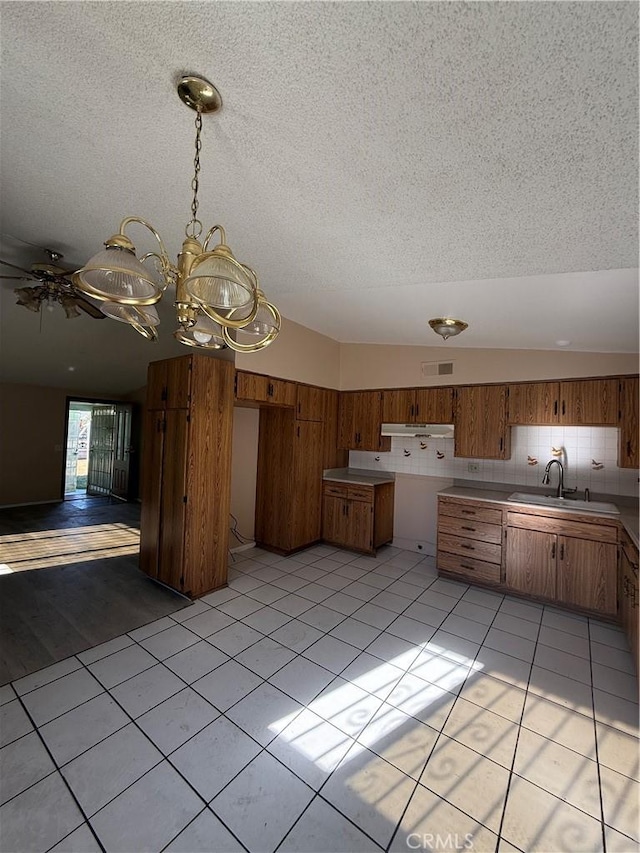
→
(72, 76, 280, 353)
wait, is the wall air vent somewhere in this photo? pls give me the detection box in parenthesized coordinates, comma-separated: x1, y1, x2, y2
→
(421, 361, 454, 377)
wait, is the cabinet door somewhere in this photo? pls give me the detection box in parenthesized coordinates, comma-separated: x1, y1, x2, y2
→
(353, 391, 388, 451)
(146, 361, 168, 410)
(415, 387, 455, 423)
(322, 495, 347, 546)
(507, 383, 559, 424)
(621, 553, 638, 674)
(165, 357, 192, 409)
(337, 392, 356, 449)
(557, 536, 617, 615)
(347, 499, 373, 552)
(323, 390, 348, 470)
(454, 386, 510, 459)
(158, 409, 189, 593)
(236, 371, 269, 403)
(291, 420, 324, 547)
(296, 385, 326, 421)
(382, 390, 416, 423)
(505, 526, 556, 598)
(139, 410, 164, 578)
(618, 377, 639, 469)
(560, 379, 618, 425)
(268, 379, 296, 407)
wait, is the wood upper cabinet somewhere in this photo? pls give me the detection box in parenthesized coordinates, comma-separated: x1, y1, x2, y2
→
(146, 357, 192, 410)
(296, 384, 327, 421)
(236, 371, 269, 403)
(382, 387, 454, 424)
(338, 391, 390, 451)
(454, 385, 511, 459)
(415, 387, 455, 423)
(618, 376, 639, 469)
(140, 356, 234, 598)
(323, 389, 348, 470)
(559, 379, 618, 425)
(382, 389, 415, 423)
(507, 382, 559, 425)
(235, 371, 296, 407)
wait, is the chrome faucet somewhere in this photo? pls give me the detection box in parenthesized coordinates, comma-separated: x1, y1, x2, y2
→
(542, 459, 565, 498)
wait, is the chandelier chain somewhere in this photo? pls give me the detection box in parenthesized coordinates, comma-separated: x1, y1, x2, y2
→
(186, 107, 203, 239)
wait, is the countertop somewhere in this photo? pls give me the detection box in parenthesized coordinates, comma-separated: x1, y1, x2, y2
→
(323, 468, 396, 487)
(438, 485, 639, 549)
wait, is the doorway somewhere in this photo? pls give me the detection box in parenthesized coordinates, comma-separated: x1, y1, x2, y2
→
(63, 400, 134, 500)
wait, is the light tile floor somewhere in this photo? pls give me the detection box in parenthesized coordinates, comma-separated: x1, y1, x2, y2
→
(1, 544, 638, 853)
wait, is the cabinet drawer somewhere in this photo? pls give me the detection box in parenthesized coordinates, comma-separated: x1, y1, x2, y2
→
(438, 533, 502, 565)
(348, 486, 374, 502)
(439, 499, 503, 526)
(506, 511, 618, 543)
(438, 515, 502, 545)
(437, 551, 501, 584)
(323, 483, 347, 498)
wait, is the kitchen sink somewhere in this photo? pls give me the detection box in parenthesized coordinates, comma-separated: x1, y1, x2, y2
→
(507, 492, 620, 515)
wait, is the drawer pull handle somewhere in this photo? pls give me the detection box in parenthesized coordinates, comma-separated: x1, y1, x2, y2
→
(460, 544, 475, 550)
(461, 510, 476, 515)
(461, 526, 476, 532)
(460, 564, 475, 571)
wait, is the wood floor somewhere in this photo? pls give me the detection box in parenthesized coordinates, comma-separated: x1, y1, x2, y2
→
(0, 496, 189, 685)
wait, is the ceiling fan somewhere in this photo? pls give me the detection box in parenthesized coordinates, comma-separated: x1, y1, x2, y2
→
(0, 247, 105, 319)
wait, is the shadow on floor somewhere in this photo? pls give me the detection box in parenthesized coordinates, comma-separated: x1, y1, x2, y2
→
(0, 498, 190, 685)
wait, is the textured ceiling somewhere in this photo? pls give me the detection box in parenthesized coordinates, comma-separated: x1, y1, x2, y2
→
(0, 1, 638, 391)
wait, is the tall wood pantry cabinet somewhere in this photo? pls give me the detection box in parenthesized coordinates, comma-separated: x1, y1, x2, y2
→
(140, 354, 234, 598)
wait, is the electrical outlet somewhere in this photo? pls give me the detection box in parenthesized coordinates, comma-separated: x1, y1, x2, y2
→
(467, 462, 480, 473)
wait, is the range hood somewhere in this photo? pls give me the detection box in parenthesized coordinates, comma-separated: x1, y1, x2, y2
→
(381, 423, 454, 438)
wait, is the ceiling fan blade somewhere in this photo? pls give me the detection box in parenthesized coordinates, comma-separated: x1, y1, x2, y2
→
(0, 258, 34, 275)
(73, 296, 106, 319)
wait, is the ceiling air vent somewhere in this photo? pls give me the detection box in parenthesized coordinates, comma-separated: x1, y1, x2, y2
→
(421, 361, 454, 377)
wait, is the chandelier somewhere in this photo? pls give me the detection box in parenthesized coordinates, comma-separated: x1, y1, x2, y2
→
(73, 76, 280, 352)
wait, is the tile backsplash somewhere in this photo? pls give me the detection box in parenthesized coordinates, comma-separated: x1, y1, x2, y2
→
(349, 426, 639, 497)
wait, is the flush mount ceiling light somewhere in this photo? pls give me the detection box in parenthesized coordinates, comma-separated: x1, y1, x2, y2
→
(73, 75, 280, 352)
(428, 318, 468, 341)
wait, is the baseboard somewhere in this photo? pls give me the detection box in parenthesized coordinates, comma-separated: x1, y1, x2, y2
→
(0, 499, 61, 509)
(230, 542, 256, 554)
(391, 537, 436, 557)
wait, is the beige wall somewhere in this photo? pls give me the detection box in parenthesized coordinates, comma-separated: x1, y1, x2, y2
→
(339, 345, 639, 390)
(235, 317, 341, 388)
(230, 407, 260, 544)
(0, 383, 124, 506)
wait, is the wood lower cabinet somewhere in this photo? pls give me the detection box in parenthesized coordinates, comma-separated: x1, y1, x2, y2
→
(505, 526, 557, 598)
(619, 531, 639, 674)
(505, 510, 618, 615)
(255, 409, 324, 553)
(618, 376, 639, 469)
(322, 480, 394, 554)
(140, 355, 234, 598)
(454, 385, 511, 459)
(437, 497, 502, 585)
